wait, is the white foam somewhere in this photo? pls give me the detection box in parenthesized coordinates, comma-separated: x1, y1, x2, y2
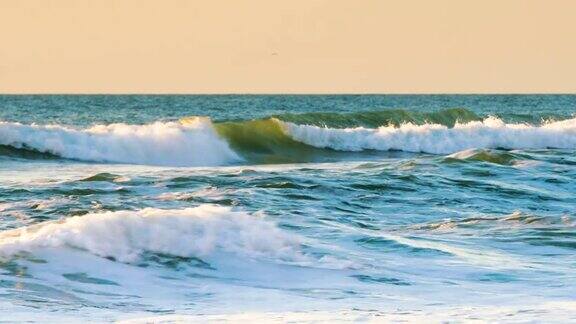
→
(0, 205, 303, 263)
(117, 302, 576, 324)
(0, 118, 240, 166)
(280, 117, 576, 154)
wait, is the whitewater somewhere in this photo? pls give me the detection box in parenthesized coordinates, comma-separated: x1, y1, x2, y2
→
(283, 117, 576, 154)
(0, 95, 575, 322)
(0, 118, 240, 166)
(1, 115, 576, 166)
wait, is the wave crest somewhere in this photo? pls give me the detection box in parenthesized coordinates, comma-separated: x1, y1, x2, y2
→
(0, 118, 240, 166)
(275, 107, 481, 128)
(0, 205, 303, 263)
(280, 117, 576, 154)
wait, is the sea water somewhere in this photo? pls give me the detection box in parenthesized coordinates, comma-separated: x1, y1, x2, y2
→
(0, 95, 575, 322)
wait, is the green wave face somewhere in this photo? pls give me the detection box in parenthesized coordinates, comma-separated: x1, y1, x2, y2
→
(442, 149, 525, 165)
(214, 119, 330, 164)
(0, 145, 59, 160)
(213, 108, 484, 163)
(273, 107, 482, 128)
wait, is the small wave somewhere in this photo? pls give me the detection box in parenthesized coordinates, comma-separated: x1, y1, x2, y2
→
(281, 117, 576, 154)
(443, 149, 523, 165)
(0, 144, 59, 160)
(0, 205, 303, 263)
(411, 211, 575, 232)
(0, 118, 240, 166)
(79, 172, 129, 183)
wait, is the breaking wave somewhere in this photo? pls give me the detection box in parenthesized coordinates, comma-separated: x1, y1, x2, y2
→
(0, 117, 240, 166)
(1, 108, 575, 166)
(0, 205, 303, 263)
(281, 116, 576, 154)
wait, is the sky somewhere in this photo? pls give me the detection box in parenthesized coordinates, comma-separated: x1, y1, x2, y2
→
(0, 0, 575, 94)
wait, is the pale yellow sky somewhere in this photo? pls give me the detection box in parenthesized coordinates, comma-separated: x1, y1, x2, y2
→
(0, 0, 575, 93)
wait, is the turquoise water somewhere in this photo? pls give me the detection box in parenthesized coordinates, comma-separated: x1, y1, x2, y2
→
(0, 95, 575, 322)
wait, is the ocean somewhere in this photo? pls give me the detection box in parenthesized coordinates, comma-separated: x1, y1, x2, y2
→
(0, 95, 575, 322)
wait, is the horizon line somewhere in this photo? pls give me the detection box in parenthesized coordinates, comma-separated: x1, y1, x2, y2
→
(0, 92, 574, 96)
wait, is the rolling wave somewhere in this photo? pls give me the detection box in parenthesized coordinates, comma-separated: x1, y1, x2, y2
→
(0, 205, 303, 263)
(0, 109, 575, 166)
(281, 116, 576, 154)
(274, 107, 482, 128)
(0, 117, 240, 166)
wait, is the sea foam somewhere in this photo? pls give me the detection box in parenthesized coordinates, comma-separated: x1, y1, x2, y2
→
(0, 118, 240, 166)
(0, 205, 303, 263)
(280, 117, 576, 154)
